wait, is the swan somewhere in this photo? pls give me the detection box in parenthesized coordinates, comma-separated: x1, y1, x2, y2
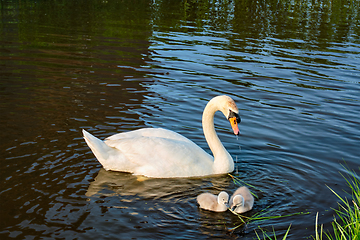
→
(197, 191, 229, 212)
(82, 95, 241, 178)
(229, 186, 254, 214)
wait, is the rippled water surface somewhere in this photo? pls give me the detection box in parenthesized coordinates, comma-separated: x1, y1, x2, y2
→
(1, 0, 360, 239)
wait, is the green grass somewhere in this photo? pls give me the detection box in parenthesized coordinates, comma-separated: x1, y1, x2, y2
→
(239, 165, 360, 239)
(255, 225, 291, 240)
(228, 174, 309, 234)
(228, 206, 307, 232)
(315, 166, 360, 240)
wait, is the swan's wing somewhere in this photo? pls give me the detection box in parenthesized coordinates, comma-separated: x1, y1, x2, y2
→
(105, 128, 194, 144)
(104, 132, 213, 178)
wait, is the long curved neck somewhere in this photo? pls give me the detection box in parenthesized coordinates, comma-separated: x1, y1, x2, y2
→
(202, 100, 234, 174)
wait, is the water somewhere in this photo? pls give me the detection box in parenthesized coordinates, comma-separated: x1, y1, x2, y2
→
(1, 0, 359, 239)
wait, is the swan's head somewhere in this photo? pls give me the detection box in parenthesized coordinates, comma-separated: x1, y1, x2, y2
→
(217, 191, 229, 206)
(215, 95, 241, 135)
(231, 194, 245, 212)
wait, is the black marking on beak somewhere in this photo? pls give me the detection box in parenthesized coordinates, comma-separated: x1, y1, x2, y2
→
(228, 110, 241, 123)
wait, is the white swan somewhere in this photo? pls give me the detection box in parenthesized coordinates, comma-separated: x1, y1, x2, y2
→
(82, 95, 241, 178)
(197, 191, 229, 212)
(229, 186, 254, 214)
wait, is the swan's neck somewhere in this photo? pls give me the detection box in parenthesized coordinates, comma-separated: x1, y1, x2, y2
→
(202, 101, 234, 174)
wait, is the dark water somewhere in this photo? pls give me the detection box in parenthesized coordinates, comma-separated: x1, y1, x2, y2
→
(1, 0, 359, 239)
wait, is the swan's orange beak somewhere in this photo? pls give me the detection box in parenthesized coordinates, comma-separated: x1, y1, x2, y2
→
(229, 117, 240, 135)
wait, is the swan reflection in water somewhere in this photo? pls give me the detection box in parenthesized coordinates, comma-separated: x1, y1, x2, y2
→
(86, 168, 236, 212)
(86, 169, 231, 200)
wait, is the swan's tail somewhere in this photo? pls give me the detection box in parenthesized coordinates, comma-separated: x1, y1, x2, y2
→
(82, 129, 115, 170)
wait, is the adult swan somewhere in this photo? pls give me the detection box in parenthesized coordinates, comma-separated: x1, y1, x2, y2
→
(83, 95, 241, 178)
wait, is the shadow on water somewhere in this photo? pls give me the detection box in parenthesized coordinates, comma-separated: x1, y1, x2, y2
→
(0, 0, 360, 239)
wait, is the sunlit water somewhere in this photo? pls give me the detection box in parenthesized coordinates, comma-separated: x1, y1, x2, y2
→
(1, 0, 359, 239)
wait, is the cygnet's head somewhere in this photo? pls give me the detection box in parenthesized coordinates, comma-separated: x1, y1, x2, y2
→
(231, 194, 245, 212)
(217, 191, 229, 206)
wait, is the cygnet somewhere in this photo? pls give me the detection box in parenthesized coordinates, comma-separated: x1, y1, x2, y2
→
(229, 186, 254, 214)
(197, 191, 229, 212)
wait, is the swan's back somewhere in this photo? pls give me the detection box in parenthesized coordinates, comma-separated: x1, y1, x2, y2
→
(105, 128, 194, 144)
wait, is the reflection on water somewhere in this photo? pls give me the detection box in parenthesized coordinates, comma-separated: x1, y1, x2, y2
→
(1, 0, 359, 239)
(85, 169, 237, 239)
(86, 169, 213, 199)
